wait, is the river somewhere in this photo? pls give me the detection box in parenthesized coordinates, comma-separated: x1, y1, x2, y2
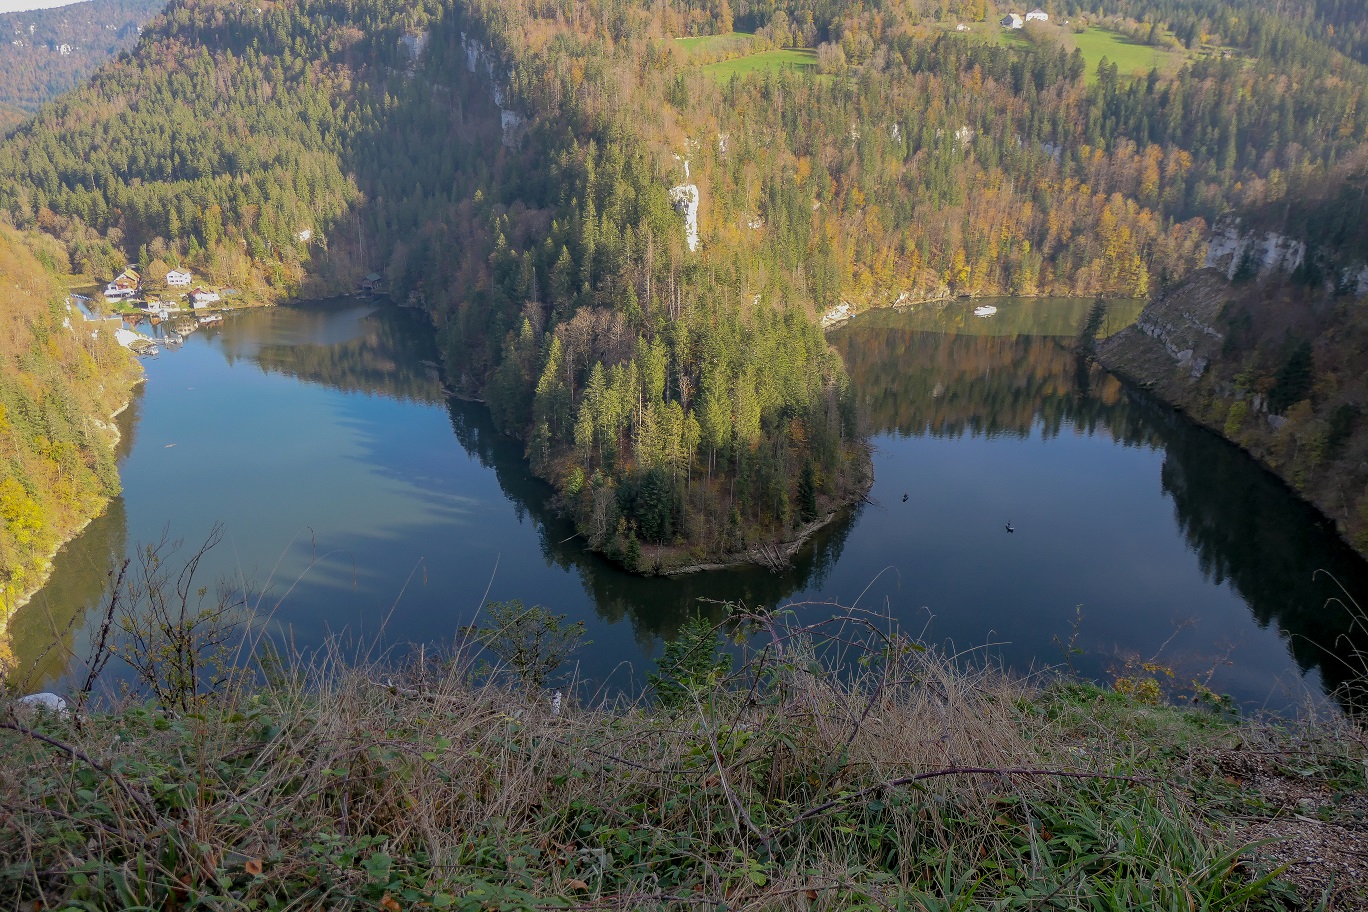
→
(9, 297, 1368, 709)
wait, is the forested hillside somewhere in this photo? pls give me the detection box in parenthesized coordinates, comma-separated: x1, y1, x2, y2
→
(2, 0, 1367, 568)
(1101, 151, 1368, 554)
(0, 0, 164, 113)
(0, 227, 141, 675)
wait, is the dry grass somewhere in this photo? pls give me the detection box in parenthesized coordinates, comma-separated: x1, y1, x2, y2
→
(1, 604, 1361, 910)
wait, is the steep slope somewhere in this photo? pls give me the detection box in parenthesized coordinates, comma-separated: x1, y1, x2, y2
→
(1100, 155, 1368, 554)
(0, 227, 141, 676)
(0, 0, 164, 113)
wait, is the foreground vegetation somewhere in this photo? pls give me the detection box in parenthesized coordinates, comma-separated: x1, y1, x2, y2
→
(3, 595, 1367, 910)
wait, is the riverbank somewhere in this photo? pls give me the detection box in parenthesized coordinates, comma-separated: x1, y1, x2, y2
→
(0, 377, 142, 646)
(658, 446, 874, 575)
(3, 618, 1364, 910)
(1097, 270, 1368, 560)
(0, 231, 145, 679)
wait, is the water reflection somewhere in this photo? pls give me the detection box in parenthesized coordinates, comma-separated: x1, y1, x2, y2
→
(225, 301, 447, 404)
(442, 397, 858, 645)
(831, 300, 1368, 709)
(11, 296, 1368, 710)
(3, 393, 140, 688)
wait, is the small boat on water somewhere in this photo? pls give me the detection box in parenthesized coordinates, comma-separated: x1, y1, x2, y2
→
(973, 305, 998, 317)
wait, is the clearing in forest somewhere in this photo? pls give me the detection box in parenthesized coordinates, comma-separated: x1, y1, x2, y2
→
(1070, 27, 1190, 81)
(700, 47, 818, 79)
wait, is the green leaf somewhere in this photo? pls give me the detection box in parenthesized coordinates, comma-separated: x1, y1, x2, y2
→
(363, 852, 392, 883)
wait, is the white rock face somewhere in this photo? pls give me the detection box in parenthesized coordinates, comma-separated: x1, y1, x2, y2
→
(114, 328, 139, 348)
(669, 184, 700, 253)
(400, 31, 428, 61)
(461, 33, 522, 149)
(1204, 221, 1306, 279)
(820, 302, 852, 328)
(1339, 264, 1368, 295)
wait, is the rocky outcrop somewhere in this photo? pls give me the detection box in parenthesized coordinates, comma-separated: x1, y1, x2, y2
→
(1099, 267, 1368, 558)
(1204, 221, 1306, 280)
(1205, 219, 1368, 295)
(669, 183, 700, 253)
(1102, 269, 1231, 384)
(460, 32, 522, 149)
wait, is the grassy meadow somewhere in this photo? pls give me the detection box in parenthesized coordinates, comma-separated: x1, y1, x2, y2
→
(701, 47, 818, 80)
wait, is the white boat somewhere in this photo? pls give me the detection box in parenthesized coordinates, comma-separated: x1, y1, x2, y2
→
(973, 305, 998, 317)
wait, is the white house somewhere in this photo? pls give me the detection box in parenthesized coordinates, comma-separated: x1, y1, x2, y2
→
(190, 287, 221, 308)
(1001, 13, 1024, 29)
(103, 269, 139, 300)
(1025, 8, 1049, 22)
(166, 269, 192, 287)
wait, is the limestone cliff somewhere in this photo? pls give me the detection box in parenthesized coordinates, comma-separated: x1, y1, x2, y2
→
(1100, 267, 1368, 557)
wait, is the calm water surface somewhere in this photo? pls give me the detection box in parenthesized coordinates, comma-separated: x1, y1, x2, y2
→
(11, 298, 1368, 708)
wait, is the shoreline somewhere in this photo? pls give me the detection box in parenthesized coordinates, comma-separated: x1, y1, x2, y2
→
(1102, 356, 1368, 561)
(661, 503, 863, 576)
(0, 375, 144, 655)
(655, 446, 874, 576)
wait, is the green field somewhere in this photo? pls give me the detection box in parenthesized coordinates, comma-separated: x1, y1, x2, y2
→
(975, 23, 1190, 83)
(699, 47, 818, 80)
(1071, 27, 1189, 82)
(674, 31, 755, 55)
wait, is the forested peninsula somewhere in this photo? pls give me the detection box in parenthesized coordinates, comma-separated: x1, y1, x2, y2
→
(3, 0, 1368, 569)
(0, 227, 141, 675)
